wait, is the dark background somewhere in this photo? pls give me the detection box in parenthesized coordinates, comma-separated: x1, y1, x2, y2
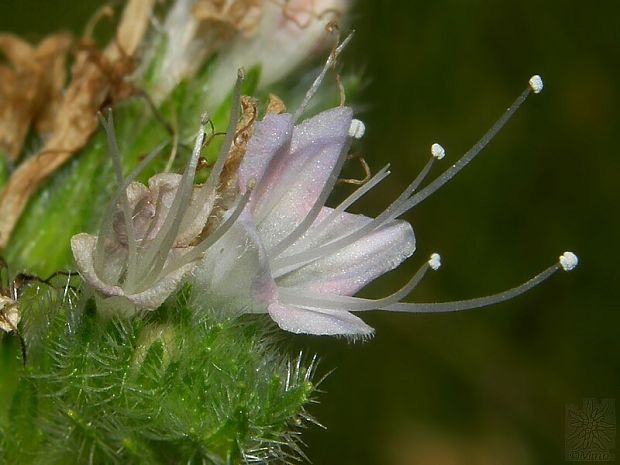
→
(2, 1, 618, 464)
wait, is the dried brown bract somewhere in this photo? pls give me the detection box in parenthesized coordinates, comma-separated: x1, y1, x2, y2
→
(192, 0, 263, 38)
(0, 32, 72, 160)
(0, 0, 156, 248)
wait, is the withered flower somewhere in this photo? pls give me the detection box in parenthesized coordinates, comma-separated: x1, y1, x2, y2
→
(71, 73, 253, 314)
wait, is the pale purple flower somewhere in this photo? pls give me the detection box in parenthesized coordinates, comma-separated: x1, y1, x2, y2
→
(192, 75, 578, 338)
(206, 0, 349, 109)
(144, 0, 350, 105)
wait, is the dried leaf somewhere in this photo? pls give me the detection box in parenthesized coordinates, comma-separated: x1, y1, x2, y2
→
(265, 93, 287, 115)
(0, 0, 156, 248)
(0, 33, 72, 159)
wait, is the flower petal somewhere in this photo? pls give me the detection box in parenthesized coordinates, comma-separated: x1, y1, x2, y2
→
(277, 214, 416, 296)
(126, 260, 194, 309)
(191, 219, 275, 312)
(71, 233, 125, 298)
(253, 107, 353, 249)
(268, 302, 374, 337)
(238, 112, 294, 205)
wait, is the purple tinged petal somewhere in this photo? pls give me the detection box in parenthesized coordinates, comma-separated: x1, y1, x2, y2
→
(278, 216, 416, 295)
(238, 113, 294, 205)
(252, 107, 353, 248)
(268, 302, 374, 336)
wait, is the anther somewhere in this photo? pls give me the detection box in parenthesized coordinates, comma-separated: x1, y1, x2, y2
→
(431, 143, 446, 160)
(529, 75, 544, 94)
(429, 253, 442, 270)
(559, 251, 578, 271)
(349, 119, 365, 139)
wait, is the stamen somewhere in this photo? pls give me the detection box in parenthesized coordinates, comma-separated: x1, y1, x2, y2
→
(294, 31, 354, 121)
(268, 136, 353, 258)
(94, 141, 166, 281)
(272, 153, 437, 272)
(279, 253, 437, 312)
(382, 253, 572, 313)
(159, 183, 255, 277)
(317, 165, 391, 230)
(133, 121, 207, 291)
(348, 119, 365, 139)
(399, 77, 542, 211)
(98, 112, 138, 283)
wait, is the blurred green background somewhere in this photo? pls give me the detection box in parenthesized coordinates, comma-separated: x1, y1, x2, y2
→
(1, 1, 618, 464)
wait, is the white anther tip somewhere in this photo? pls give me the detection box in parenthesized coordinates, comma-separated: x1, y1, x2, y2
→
(348, 119, 365, 139)
(559, 251, 578, 271)
(429, 253, 442, 270)
(431, 143, 446, 160)
(529, 75, 544, 94)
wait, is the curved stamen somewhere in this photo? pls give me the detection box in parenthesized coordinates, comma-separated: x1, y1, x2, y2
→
(294, 32, 354, 121)
(268, 136, 353, 258)
(396, 77, 542, 214)
(316, 164, 391, 230)
(272, 152, 437, 272)
(272, 76, 543, 272)
(278, 254, 439, 312)
(93, 141, 166, 281)
(157, 185, 254, 278)
(382, 251, 577, 313)
(133, 121, 207, 291)
(98, 112, 138, 283)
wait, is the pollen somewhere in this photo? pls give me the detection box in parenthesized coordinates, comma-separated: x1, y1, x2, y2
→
(529, 75, 544, 94)
(428, 253, 442, 270)
(559, 251, 579, 271)
(431, 143, 446, 160)
(348, 119, 365, 139)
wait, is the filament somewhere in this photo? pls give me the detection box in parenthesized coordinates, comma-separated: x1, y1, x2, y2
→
(294, 32, 354, 121)
(159, 187, 254, 277)
(279, 255, 436, 312)
(272, 155, 436, 272)
(268, 136, 353, 258)
(382, 256, 568, 313)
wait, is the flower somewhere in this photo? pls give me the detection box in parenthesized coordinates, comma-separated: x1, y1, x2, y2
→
(192, 75, 578, 337)
(205, 0, 349, 109)
(71, 74, 253, 314)
(145, 0, 349, 105)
